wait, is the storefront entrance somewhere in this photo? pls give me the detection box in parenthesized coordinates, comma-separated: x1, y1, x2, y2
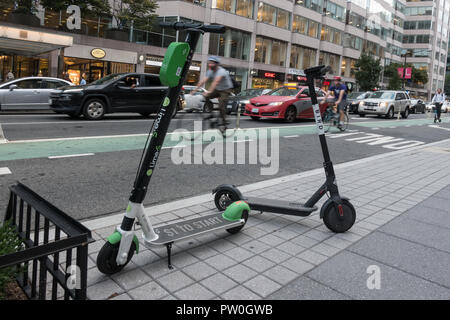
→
(0, 55, 49, 82)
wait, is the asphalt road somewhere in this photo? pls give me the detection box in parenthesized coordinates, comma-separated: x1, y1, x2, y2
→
(1, 111, 449, 222)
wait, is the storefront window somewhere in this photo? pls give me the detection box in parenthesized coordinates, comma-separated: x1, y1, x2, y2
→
(0, 55, 48, 81)
(64, 57, 134, 84)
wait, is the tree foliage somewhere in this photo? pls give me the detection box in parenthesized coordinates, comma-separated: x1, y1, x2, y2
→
(111, 0, 158, 31)
(40, 0, 110, 16)
(384, 62, 429, 87)
(0, 221, 23, 300)
(354, 53, 383, 91)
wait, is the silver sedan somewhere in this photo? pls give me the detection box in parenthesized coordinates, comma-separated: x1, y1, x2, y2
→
(0, 77, 73, 111)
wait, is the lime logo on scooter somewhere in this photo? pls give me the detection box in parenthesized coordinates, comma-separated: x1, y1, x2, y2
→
(163, 97, 170, 107)
(148, 145, 162, 175)
(313, 106, 325, 134)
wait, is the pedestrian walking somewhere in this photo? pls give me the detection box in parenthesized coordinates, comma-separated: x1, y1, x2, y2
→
(431, 88, 445, 123)
(80, 73, 87, 85)
(6, 70, 14, 81)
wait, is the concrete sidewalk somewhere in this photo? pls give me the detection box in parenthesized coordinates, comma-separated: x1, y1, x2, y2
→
(84, 139, 450, 300)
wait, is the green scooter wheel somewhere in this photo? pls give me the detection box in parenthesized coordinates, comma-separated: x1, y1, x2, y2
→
(96, 241, 136, 275)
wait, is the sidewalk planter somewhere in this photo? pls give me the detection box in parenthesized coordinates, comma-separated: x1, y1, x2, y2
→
(0, 183, 93, 300)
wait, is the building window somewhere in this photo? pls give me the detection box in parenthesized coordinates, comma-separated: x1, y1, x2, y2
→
(208, 28, 251, 61)
(292, 15, 320, 38)
(294, 0, 323, 13)
(254, 36, 287, 66)
(320, 25, 342, 45)
(290, 45, 317, 70)
(325, 1, 345, 23)
(319, 51, 340, 75)
(215, 0, 254, 19)
(404, 6, 433, 16)
(257, 2, 290, 29)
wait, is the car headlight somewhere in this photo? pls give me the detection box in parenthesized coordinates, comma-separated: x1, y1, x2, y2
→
(241, 100, 250, 105)
(379, 102, 388, 107)
(268, 102, 283, 106)
(359, 101, 365, 106)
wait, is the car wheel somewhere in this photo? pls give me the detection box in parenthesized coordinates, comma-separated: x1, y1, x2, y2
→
(401, 107, 409, 119)
(83, 99, 106, 120)
(250, 116, 260, 121)
(386, 107, 394, 119)
(284, 106, 296, 123)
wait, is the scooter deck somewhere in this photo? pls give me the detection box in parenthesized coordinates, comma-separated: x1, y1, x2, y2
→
(247, 197, 317, 216)
(145, 212, 245, 246)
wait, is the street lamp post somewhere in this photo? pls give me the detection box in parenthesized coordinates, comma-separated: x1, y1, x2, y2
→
(399, 49, 412, 120)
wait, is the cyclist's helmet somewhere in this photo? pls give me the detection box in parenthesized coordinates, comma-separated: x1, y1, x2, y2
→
(208, 56, 221, 64)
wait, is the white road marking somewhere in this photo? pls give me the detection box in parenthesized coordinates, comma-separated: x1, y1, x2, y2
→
(0, 167, 12, 175)
(283, 135, 300, 138)
(429, 125, 450, 131)
(48, 153, 94, 159)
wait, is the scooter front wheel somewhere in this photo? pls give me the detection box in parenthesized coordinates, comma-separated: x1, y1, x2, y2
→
(226, 210, 249, 234)
(322, 199, 356, 233)
(214, 189, 240, 211)
(96, 241, 136, 275)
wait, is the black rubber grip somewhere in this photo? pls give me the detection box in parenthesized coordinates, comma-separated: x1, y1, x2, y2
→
(159, 22, 226, 33)
(305, 65, 331, 77)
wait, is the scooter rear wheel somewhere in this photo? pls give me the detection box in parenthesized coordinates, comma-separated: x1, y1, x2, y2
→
(226, 210, 249, 234)
(322, 199, 356, 233)
(96, 241, 136, 275)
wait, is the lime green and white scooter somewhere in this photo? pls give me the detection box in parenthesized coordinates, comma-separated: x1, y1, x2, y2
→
(96, 22, 250, 274)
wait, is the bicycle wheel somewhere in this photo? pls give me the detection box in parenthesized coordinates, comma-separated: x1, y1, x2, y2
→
(340, 113, 349, 131)
(323, 112, 334, 133)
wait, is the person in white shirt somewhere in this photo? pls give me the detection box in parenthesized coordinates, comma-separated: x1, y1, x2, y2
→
(431, 88, 445, 123)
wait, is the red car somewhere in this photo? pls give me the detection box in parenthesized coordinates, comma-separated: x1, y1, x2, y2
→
(244, 86, 328, 122)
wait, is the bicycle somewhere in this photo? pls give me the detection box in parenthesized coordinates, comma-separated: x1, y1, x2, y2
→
(322, 104, 349, 132)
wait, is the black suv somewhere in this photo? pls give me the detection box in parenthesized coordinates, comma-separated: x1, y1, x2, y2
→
(49, 73, 182, 120)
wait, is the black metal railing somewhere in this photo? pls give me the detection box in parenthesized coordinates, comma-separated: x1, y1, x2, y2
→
(0, 182, 93, 300)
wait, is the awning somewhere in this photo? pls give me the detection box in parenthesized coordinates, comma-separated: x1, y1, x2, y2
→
(0, 25, 73, 56)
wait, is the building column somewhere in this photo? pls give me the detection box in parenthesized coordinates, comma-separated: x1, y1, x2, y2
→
(49, 49, 59, 77)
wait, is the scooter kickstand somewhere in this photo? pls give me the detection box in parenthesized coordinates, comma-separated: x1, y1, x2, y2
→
(166, 242, 174, 270)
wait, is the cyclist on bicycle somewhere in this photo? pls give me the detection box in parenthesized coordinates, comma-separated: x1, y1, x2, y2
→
(192, 56, 233, 133)
(431, 88, 445, 123)
(324, 76, 348, 131)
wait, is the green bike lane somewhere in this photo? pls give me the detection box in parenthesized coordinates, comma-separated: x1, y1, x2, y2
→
(0, 117, 448, 162)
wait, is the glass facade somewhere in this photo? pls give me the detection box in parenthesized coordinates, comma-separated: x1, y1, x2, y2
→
(254, 36, 287, 66)
(290, 45, 317, 70)
(209, 29, 252, 61)
(257, 3, 290, 29)
(215, 0, 255, 19)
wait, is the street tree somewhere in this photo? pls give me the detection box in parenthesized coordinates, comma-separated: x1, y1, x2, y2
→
(110, 0, 159, 31)
(354, 53, 382, 91)
(40, 0, 110, 16)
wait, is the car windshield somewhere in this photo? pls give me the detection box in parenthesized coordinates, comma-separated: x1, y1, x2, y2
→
(269, 87, 300, 97)
(347, 92, 367, 99)
(237, 89, 263, 96)
(370, 91, 395, 99)
(91, 73, 124, 85)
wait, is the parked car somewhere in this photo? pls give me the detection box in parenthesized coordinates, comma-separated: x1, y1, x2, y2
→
(0, 77, 73, 111)
(358, 90, 411, 119)
(226, 88, 271, 115)
(182, 86, 218, 113)
(347, 91, 372, 114)
(49, 73, 183, 120)
(243, 86, 328, 123)
(426, 101, 448, 113)
(410, 99, 426, 114)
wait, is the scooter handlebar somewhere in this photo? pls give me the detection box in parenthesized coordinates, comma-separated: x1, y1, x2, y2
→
(159, 22, 226, 34)
(304, 65, 332, 78)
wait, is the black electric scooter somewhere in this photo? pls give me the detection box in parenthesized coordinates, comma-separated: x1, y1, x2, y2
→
(96, 22, 251, 275)
(213, 66, 356, 233)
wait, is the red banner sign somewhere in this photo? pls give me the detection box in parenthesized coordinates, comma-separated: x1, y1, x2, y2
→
(397, 67, 412, 79)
